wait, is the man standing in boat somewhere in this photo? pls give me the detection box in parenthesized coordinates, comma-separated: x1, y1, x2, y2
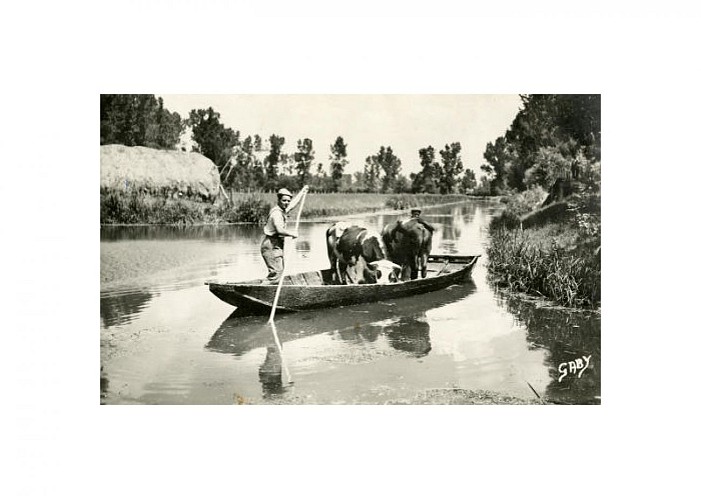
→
(409, 208, 435, 233)
(261, 186, 309, 284)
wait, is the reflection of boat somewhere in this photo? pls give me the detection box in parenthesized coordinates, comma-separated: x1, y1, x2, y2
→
(205, 279, 477, 356)
(206, 254, 479, 315)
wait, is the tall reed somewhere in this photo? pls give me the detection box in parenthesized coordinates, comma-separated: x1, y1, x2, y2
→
(487, 225, 600, 308)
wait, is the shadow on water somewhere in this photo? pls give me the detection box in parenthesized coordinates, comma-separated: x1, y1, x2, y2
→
(206, 279, 477, 358)
(497, 292, 601, 404)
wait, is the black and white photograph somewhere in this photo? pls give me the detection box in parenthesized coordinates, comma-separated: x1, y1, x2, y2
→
(100, 94, 601, 405)
(7, 3, 701, 499)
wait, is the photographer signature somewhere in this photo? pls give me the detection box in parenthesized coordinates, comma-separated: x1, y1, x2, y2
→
(558, 355, 592, 382)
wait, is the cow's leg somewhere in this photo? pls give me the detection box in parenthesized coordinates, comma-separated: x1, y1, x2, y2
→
(409, 254, 420, 280)
(329, 255, 341, 284)
(339, 262, 348, 285)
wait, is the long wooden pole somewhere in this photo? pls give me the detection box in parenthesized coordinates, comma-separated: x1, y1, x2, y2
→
(268, 188, 308, 323)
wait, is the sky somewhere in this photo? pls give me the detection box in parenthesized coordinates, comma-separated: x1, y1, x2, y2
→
(158, 94, 522, 178)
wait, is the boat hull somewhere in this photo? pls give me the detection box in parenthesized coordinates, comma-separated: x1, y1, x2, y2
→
(207, 255, 479, 314)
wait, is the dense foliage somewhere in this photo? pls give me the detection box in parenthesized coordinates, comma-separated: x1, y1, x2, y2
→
(411, 143, 476, 194)
(481, 94, 601, 194)
(100, 95, 184, 149)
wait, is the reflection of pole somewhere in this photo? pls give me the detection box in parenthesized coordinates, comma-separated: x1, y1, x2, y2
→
(270, 321, 292, 384)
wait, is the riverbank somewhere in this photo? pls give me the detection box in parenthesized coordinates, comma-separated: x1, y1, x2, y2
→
(486, 187, 601, 309)
(100, 190, 469, 225)
(252, 388, 547, 405)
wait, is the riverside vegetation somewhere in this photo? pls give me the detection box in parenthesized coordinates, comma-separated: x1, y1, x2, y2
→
(486, 186, 601, 309)
(100, 189, 468, 225)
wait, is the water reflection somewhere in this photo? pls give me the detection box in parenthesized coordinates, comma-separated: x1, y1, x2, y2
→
(206, 280, 476, 359)
(258, 343, 287, 399)
(100, 366, 109, 404)
(384, 314, 431, 357)
(100, 291, 153, 328)
(497, 292, 601, 404)
(100, 224, 256, 242)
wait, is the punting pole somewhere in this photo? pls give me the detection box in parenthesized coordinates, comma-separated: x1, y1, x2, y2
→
(268, 186, 308, 323)
(267, 186, 309, 384)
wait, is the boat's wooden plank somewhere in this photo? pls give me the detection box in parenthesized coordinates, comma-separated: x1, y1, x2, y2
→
(288, 274, 307, 286)
(302, 271, 324, 285)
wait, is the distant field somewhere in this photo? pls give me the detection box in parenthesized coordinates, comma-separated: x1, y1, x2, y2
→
(228, 192, 468, 219)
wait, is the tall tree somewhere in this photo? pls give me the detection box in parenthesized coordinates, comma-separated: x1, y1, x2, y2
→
(100, 94, 183, 149)
(437, 142, 464, 194)
(482, 136, 516, 193)
(329, 136, 349, 192)
(363, 155, 382, 192)
(377, 146, 402, 193)
(294, 138, 315, 189)
(412, 146, 439, 193)
(188, 107, 239, 168)
(264, 134, 286, 191)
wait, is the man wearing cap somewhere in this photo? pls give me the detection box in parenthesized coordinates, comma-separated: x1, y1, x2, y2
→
(409, 208, 435, 233)
(260, 186, 309, 284)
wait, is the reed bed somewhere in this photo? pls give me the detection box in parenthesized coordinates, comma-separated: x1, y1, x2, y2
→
(487, 225, 600, 309)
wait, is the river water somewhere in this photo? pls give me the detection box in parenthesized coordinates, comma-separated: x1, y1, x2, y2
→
(100, 199, 600, 404)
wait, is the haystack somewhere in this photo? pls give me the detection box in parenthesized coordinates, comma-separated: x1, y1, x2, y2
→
(100, 145, 220, 198)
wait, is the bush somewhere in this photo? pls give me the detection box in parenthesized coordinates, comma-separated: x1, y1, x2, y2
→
(229, 194, 271, 224)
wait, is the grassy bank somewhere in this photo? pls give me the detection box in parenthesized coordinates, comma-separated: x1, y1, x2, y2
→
(100, 190, 467, 225)
(486, 188, 600, 309)
(100, 190, 270, 225)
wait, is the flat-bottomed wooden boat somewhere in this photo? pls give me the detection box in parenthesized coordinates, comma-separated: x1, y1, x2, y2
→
(206, 254, 479, 315)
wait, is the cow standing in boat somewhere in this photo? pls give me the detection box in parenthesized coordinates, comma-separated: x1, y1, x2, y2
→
(382, 210, 434, 280)
(326, 222, 401, 284)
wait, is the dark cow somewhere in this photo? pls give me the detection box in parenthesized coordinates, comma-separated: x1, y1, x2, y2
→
(326, 222, 401, 284)
(381, 218, 434, 280)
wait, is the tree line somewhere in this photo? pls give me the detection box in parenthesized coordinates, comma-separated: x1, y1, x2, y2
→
(100, 94, 480, 194)
(480, 94, 601, 194)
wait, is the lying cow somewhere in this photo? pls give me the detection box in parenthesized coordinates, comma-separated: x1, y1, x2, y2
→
(381, 217, 434, 280)
(326, 222, 401, 284)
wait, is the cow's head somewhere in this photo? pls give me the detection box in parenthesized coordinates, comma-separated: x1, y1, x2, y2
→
(364, 259, 402, 284)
